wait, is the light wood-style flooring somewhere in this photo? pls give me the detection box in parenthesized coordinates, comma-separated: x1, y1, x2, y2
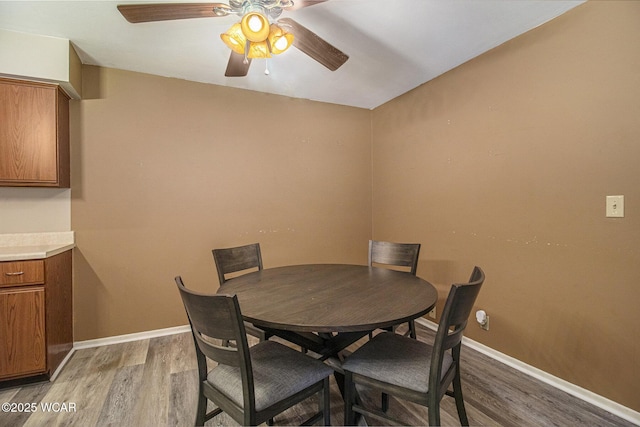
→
(0, 323, 632, 426)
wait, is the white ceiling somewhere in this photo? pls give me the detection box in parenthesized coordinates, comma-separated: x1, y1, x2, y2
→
(0, 0, 583, 109)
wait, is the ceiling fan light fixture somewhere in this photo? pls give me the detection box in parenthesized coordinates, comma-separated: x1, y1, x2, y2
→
(220, 23, 247, 55)
(118, 1, 349, 77)
(268, 24, 294, 54)
(240, 11, 270, 42)
(221, 9, 293, 62)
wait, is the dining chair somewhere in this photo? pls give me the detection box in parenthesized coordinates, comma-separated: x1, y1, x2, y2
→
(213, 242, 263, 285)
(368, 239, 421, 339)
(212, 243, 268, 343)
(175, 276, 333, 426)
(342, 266, 485, 426)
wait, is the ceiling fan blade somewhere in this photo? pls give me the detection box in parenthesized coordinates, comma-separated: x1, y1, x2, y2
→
(117, 3, 230, 23)
(287, 0, 328, 12)
(278, 17, 348, 71)
(225, 51, 252, 77)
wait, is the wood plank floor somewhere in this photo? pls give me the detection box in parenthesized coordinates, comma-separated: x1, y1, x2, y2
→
(0, 323, 633, 426)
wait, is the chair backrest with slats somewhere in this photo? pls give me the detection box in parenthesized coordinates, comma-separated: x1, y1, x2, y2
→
(175, 276, 255, 407)
(368, 240, 421, 275)
(212, 243, 263, 285)
(429, 266, 485, 395)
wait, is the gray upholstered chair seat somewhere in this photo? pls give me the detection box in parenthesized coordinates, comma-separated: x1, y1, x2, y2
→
(208, 340, 333, 412)
(342, 332, 453, 394)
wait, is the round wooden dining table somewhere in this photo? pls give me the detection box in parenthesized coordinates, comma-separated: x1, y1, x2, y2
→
(217, 264, 438, 360)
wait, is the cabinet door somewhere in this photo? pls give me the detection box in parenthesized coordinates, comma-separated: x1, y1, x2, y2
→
(0, 287, 47, 379)
(0, 80, 59, 184)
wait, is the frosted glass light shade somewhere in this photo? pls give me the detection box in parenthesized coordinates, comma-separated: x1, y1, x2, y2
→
(241, 12, 270, 42)
(268, 24, 294, 55)
(220, 23, 246, 55)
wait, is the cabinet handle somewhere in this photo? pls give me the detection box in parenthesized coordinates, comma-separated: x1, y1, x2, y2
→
(4, 271, 24, 276)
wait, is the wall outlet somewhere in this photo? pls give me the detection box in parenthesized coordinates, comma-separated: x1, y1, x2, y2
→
(476, 310, 490, 331)
(428, 307, 436, 319)
(480, 315, 490, 331)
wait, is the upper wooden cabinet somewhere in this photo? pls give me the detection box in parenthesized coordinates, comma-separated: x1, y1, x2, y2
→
(0, 78, 70, 187)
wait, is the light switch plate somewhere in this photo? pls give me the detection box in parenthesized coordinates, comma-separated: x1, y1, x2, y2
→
(606, 195, 624, 218)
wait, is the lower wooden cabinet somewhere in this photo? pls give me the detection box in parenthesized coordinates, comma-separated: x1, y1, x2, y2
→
(0, 250, 72, 381)
(0, 287, 46, 378)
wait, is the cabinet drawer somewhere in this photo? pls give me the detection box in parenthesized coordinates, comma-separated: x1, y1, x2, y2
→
(0, 260, 44, 287)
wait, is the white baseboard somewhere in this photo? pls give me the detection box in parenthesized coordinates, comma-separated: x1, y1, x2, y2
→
(415, 318, 640, 425)
(73, 325, 191, 350)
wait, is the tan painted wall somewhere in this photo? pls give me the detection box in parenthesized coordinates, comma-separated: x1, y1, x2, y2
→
(70, 1, 639, 412)
(371, 1, 640, 411)
(71, 66, 372, 341)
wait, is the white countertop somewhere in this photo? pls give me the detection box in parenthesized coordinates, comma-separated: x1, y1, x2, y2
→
(0, 232, 75, 262)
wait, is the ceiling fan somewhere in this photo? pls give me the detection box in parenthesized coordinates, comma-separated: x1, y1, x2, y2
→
(117, 1, 349, 77)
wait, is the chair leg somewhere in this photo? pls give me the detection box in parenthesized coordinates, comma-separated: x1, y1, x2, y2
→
(427, 396, 440, 427)
(452, 369, 469, 426)
(195, 392, 207, 426)
(323, 377, 331, 426)
(344, 372, 355, 426)
(381, 392, 389, 412)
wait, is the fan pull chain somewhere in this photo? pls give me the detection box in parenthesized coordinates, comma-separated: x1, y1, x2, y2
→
(265, 39, 272, 75)
(243, 41, 250, 65)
